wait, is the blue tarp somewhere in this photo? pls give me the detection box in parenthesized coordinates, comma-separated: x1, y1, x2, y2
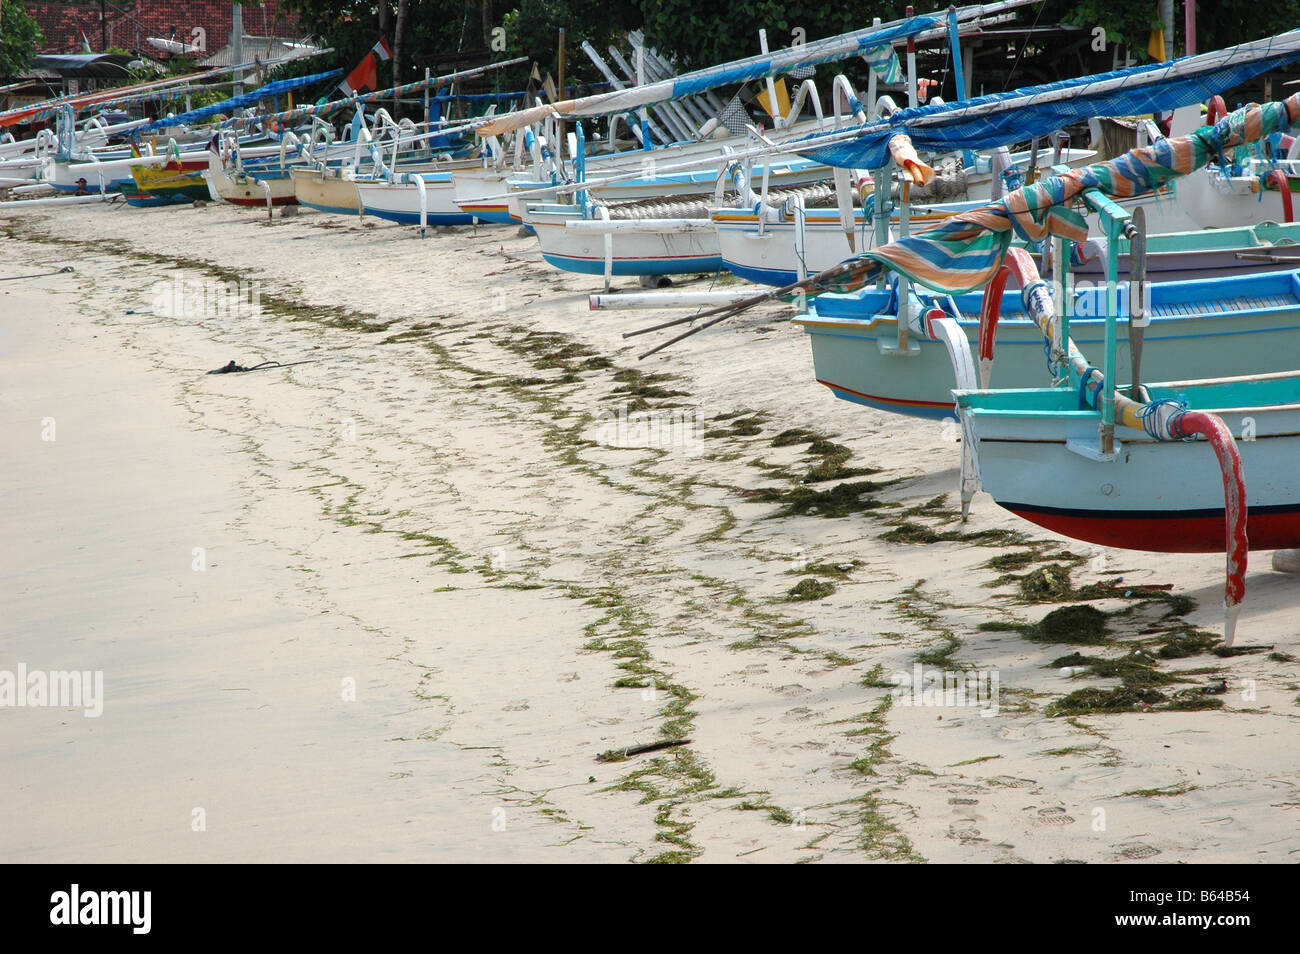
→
(136, 69, 342, 132)
(799, 40, 1300, 169)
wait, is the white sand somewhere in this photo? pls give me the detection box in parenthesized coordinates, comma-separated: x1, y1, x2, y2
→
(1, 200, 1296, 863)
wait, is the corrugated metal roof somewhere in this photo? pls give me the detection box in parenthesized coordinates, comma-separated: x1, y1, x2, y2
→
(32, 53, 138, 78)
(199, 36, 318, 68)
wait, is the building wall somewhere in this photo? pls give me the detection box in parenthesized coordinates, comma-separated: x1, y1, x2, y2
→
(24, 1, 300, 56)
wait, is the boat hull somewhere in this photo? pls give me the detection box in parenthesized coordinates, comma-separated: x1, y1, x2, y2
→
(290, 167, 361, 215)
(452, 167, 516, 224)
(955, 372, 1300, 552)
(1180, 166, 1295, 229)
(207, 165, 298, 206)
(525, 204, 720, 276)
(355, 174, 476, 225)
(798, 269, 1300, 419)
(714, 203, 975, 286)
(1002, 503, 1300, 553)
(121, 182, 210, 207)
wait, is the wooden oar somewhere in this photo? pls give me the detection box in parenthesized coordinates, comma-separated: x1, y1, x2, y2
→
(626, 281, 808, 358)
(1127, 205, 1147, 401)
(627, 259, 870, 359)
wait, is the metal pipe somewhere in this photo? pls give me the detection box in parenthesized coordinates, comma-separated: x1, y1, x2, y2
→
(792, 195, 808, 282)
(599, 205, 613, 291)
(403, 172, 428, 237)
(590, 291, 756, 309)
(0, 192, 117, 209)
(897, 170, 911, 352)
(906, 6, 918, 108)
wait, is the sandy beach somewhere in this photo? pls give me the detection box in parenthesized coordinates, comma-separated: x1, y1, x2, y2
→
(1, 200, 1297, 864)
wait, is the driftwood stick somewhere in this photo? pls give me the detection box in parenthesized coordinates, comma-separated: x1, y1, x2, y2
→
(597, 739, 691, 762)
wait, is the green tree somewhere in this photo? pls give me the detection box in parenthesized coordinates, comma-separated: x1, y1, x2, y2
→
(1043, 0, 1300, 62)
(282, 0, 642, 89)
(633, 0, 901, 72)
(0, 0, 44, 79)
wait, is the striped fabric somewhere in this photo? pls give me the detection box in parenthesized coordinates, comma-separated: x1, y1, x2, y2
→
(863, 45, 902, 84)
(814, 93, 1300, 296)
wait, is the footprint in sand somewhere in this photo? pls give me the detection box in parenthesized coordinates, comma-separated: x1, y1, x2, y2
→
(949, 821, 987, 843)
(774, 684, 810, 697)
(783, 707, 815, 722)
(1033, 807, 1075, 826)
(1119, 843, 1161, 860)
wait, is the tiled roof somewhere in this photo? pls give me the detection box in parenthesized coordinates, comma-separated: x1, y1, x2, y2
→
(24, 2, 301, 57)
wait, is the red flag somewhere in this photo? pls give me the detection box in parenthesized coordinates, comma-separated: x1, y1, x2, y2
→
(338, 38, 393, 96)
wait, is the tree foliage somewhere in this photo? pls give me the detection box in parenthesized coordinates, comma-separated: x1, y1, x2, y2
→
(279, 0, 1300, 95)
(0, 0, 44, 78)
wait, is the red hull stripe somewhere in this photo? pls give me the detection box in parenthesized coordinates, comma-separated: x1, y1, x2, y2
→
(1001, 502, 1300, 553)
(817, 378, 952, 410)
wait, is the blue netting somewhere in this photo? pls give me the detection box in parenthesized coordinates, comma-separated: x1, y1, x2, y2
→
(799, 42, 1300, 169)
(136, 69, 342, 132)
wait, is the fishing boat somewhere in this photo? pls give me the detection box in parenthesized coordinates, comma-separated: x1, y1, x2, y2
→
(714, 193, 979, 286)
(795, 266, 1300, 419)
(520, 108, 913, 281)
(525, 197, 726, 276)
(639, 34, 1300, 420)
(285, 110, 439, 217)
(120, 179, 210, 207)
(474, 3, 1033, 235)
(200, 122, 314, 208)
(948, 97, 1300, 640)
(447, 164, 518, 224)
(205, 159, 299, 207)
(123, 157, 211, 206)
(512, 142, 868, 278)
(355, 170, 477, 227)
(713, 139, 1103, 286)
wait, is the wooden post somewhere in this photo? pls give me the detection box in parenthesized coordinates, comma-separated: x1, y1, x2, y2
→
(557, 28, 567, 161)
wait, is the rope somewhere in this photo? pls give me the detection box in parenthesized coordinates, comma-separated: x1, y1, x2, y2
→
(1002, 0, 1047, 92)
(1139, 398, 1189, 440)
(0, 265, 74, 282)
